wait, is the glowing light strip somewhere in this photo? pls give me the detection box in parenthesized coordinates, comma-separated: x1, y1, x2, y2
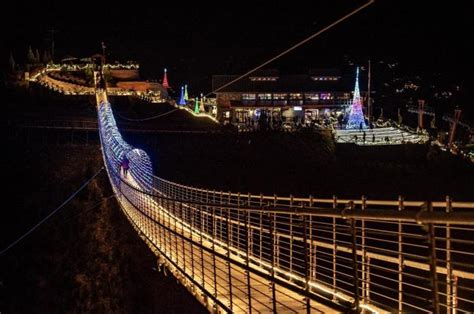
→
(96, 90, 153, 192)
(177, 105, 219, 123)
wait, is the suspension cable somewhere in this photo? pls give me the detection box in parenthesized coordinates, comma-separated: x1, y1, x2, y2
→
(52, 194, 116, 229)
(0, 167, 104, 256)
(206, 0, 375, 97)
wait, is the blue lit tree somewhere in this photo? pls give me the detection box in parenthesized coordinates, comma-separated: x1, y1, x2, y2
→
(178, 86, 186, 105)
(346, 67, 367, 129)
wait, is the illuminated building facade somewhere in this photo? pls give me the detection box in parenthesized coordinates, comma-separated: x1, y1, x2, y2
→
(212, 69, 367, 124)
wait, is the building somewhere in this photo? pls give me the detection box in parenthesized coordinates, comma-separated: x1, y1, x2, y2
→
(212, 69, 367, 125)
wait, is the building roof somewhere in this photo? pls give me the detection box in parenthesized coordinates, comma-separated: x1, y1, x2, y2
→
(212, 68, 366, 93)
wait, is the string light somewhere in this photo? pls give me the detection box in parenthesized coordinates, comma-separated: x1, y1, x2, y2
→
(97, 92, 153, 192)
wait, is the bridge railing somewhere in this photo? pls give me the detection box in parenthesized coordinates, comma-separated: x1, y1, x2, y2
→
(120, 175, 474, 313)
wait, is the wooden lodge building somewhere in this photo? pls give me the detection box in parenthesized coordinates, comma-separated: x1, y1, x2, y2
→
(212, 69, 367, 124)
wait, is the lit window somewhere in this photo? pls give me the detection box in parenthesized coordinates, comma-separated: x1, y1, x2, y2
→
(320, 93, 333, 100)
(289, 93, 302, 100)
(305, 93, 319, 100)
(249, 76, 278, 81)
(257, 93, 272, 100)
(242, 93, 256, 100)
(273, 93, 286, 100)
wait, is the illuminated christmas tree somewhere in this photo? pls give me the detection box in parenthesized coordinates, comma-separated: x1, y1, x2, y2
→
(194, 97, 200, 113)
(199, 93, 205, 112)
(162, 68, 169, 88)
(184, 84, 189, 102)
(346, 67, 367, 129)
(178, 86, 186, 105)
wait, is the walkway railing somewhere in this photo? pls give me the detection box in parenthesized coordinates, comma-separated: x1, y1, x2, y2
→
(96, 86, 474, 313)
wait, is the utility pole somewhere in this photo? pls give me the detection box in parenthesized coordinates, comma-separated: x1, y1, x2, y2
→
(48, 28, 58, 62)
(418, 99, 425, 130)
(448, 108, 462, 148)
(101, 41, 106, 65)
(367, 59, 372, 124)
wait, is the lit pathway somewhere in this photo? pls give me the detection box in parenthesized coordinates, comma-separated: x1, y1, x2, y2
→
(335, 126, 429, 145)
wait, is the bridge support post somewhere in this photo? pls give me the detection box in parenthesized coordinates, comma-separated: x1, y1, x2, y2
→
(397, 196, 404, 312)
(259, 194, 263, 262)
(273, 194, 279, 268)
(332, 196, 337, 301)
(348, 201, 360, 312)
(446, 196, 454, 313)
(245, 209, 253, 313)
(309, 196, 315, 281)
(269, 212, 277, 313)
(158, 197, 163, 258)
(220, 192, 224, 241)
(303, 213, 311, 314)
(290, 195, 294, 274)
(226, 202, 233, 311)
(361, 196, 367, 305)
(452, 275, 458, 312)
(190, 201, 195, 281)
(200, 202, 205, 289)
(174, 200, 179, 267)
(180, 202, 186, 275)
(167, 198, 173, 261)
(427, 201, 440, 314)
(212, 197, 218, 300)
(237, 192, 241, 249)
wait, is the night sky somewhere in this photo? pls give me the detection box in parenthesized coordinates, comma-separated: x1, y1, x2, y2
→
(2, 1, 473, 90)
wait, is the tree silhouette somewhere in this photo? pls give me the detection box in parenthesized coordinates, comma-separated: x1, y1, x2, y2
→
(35, 49, 41, 64)
(27, 46, 35, 64)
(8, 52, 16, 72)
(42, 50, 51, 64)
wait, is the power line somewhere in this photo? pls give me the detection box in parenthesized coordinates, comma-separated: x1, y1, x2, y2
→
(0, 167, 104, 256)
(206, 0, 375, 97)
(116, 108, 179, 122)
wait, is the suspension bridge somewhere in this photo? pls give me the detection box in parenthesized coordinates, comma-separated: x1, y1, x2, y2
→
(93, 64, 474, 313)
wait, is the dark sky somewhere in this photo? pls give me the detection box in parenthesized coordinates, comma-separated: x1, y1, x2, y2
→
(2, 1, 473, 87)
